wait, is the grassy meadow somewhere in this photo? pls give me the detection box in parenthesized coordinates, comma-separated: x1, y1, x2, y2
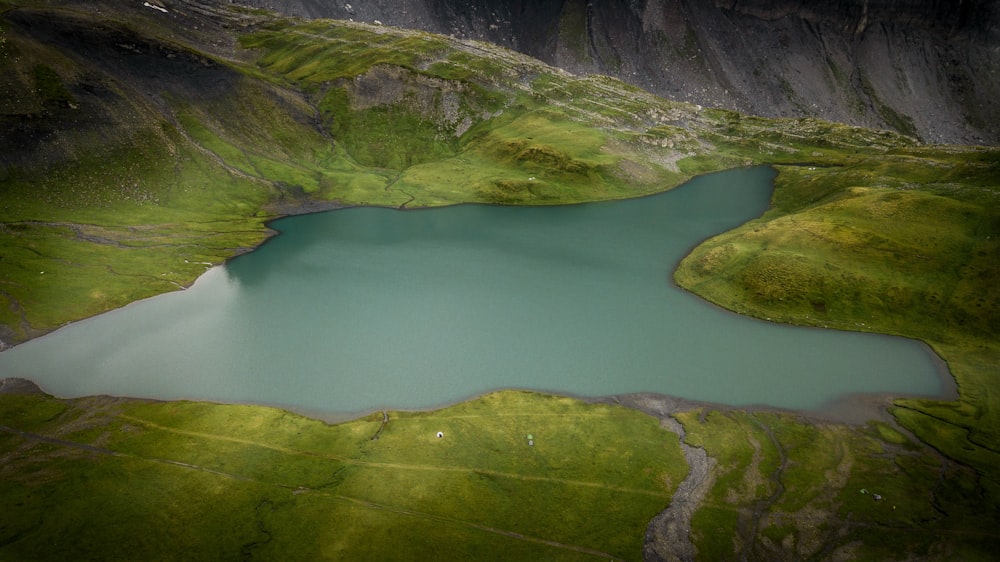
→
(1, 1, 999, 559)
(0, 389, 686, 560)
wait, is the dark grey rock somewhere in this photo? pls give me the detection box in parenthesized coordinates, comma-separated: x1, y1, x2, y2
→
(229, 0, 1000, 145)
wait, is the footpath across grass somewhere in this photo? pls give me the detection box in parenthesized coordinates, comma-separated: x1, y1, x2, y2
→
(0, 388, 687, 561)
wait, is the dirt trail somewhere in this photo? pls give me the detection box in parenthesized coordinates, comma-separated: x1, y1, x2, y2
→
(119, 414, 670, 498)
(2, 411, 622, 560)
(592, 394, 716, 562)
(645, 416, 715, 562)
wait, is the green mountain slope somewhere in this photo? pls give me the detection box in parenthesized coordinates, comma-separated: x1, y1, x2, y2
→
(0, 2, 702, 343)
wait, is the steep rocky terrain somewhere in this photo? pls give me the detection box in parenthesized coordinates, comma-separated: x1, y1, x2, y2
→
(243, 0, 1000, 145)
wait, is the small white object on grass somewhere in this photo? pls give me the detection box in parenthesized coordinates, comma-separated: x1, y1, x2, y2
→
(436, 431, 444, 438)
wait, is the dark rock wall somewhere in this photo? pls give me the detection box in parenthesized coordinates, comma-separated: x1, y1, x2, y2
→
(235, 0, 999, 144)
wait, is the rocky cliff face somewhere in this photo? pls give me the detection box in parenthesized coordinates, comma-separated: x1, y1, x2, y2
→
(241, 0, 999, 145)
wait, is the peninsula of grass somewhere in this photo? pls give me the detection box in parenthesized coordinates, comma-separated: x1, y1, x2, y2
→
(673, 146, 1000, 558)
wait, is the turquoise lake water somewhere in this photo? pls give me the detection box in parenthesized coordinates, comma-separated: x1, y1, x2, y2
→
(0, 168, 949, 417)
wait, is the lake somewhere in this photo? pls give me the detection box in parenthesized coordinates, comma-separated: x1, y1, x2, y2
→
(0, 168, 949, 417)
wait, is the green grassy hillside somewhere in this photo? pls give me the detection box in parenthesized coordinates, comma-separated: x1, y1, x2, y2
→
(0, 1, 944, 346)
(673, 146, 1000, 520)
(0, 3, 708, 343)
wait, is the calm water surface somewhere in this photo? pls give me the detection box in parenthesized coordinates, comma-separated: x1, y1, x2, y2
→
(0, 168, 948, 416)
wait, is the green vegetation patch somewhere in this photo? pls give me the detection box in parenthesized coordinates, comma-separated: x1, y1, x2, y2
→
(393, 108, 677, 206)
(0, 389, 686, 560)
(240, 21, 448, 84)
(318, 84, 462, 170)
(0, 393, 66, 430)
(676, 151, 1000, 340)
(677, 409, 1000, 559)
(674, 143, 1000, 558)
(32, 63, 74, 107)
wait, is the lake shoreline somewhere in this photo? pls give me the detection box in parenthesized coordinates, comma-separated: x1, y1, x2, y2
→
(0, 367, 955, 561)
(2, 375, 953, 429)
(0, 168, 948, 417)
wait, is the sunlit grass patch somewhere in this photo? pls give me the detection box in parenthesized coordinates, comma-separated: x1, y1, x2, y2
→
(240, 21, 447, 84)
(676, 156, 999, 339)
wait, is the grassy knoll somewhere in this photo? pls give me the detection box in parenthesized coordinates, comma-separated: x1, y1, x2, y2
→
(676, 148, 999, 338)
(243, 19, 690, 206)
(0, 388, 686, 561)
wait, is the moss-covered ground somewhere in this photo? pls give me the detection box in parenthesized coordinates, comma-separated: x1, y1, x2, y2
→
(677, 408, 999, 560)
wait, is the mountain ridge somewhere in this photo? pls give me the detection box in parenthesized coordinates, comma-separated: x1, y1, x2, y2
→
(239, 0, 999, 145)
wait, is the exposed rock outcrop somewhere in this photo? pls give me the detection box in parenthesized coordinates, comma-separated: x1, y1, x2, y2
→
(236, 0, 999, 145)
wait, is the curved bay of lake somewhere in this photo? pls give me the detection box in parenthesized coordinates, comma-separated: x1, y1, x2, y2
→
(0, 168, 948, 417)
